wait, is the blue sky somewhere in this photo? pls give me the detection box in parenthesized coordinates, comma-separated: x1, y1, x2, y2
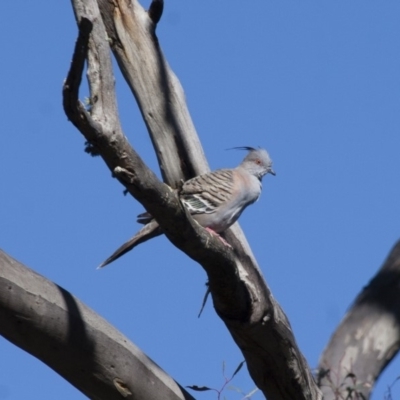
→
(1, 1, 400, 399)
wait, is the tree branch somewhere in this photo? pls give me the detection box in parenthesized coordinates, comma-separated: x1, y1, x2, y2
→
(62, 0, 323, 399)
(318, 240, 400, 399)
(1, 1, 395, 398)
(0, 250, 194, 400)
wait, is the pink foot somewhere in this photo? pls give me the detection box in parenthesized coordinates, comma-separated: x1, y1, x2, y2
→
(205, 227, 232, 248)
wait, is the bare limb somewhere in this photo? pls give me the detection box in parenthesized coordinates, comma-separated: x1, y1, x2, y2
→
(318, 240, 400, 399)
(62, 0, 322, 399)
(0, 250, 194, 400)
(97, 0, 209, 186)
(1, 1, 395, 398)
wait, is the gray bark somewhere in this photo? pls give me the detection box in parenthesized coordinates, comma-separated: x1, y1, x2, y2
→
(63, 0, 321, 399)
(2, 0, 398, 399)
(318, 240, 400, 399)
(0, 250, 194, 400)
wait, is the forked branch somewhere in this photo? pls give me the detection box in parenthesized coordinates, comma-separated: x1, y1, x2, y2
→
(63, 0, 322, 398)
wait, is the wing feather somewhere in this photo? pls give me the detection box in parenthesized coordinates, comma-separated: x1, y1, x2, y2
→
(180, 169, 234, 215)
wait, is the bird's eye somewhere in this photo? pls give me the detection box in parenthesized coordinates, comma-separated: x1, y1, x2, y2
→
(255, 159, 262, 165)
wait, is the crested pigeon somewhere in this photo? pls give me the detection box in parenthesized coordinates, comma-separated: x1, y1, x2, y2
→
(98, 147, 275, 268)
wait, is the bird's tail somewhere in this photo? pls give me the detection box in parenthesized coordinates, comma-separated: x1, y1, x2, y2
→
(97, 219, 162, 269)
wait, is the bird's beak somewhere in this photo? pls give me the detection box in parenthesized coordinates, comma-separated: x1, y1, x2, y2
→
(269, 169, 276, 176)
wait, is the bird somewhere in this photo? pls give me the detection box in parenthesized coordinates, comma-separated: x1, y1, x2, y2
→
(98, 147, 275, 268)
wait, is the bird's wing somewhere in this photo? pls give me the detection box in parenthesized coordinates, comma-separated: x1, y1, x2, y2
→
(180, 169, 235, 215)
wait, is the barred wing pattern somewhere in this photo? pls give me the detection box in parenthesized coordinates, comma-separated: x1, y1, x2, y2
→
(180, 169, 235, 215)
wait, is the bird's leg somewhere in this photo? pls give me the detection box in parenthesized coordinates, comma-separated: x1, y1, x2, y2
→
(205, 227, 232, 248)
